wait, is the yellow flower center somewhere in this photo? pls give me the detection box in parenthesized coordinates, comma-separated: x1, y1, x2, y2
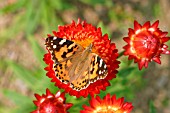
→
(93, 106, 126, 113)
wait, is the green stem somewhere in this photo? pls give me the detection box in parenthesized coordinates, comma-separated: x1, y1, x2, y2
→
(118, 51, 125, 58)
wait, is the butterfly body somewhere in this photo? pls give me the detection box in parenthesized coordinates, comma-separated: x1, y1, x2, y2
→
(45, 36, 108, 91)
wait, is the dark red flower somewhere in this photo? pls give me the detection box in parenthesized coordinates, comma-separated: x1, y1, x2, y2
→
(43, 19, 119, 98)
(80, 94, 133, 113)
(123, 20, 170, 70)
(31, 89, 73, 113)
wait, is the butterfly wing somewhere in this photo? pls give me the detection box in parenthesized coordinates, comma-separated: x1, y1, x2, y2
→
(45, 36, 83, 63)
(45, 36, 83, 83)
(70, 53, 108, 91)
(45, 36, 108, 91)
(89, 53, 108, 82)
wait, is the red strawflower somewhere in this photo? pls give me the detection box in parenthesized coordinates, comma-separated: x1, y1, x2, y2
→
(80, 94, 133, 113)
(123, 20, 170, 70)
(31, 89, 73, 113)
(43, 19, 119, 98)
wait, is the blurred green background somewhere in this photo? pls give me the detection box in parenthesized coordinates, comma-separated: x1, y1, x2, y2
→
(0, 0, 170, 113)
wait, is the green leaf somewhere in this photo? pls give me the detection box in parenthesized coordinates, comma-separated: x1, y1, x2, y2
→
(2, 89, 34, 113)
(108, 9, 119, 22)
(80, 0, 105, 5)
(67, 95, 89, 112)
(27, 36, 45, 67)
(40, 0, 55, 32)
(2, 89, 31, 105)
(0, 107, 16, 113)
(34, 77, 59, 94)
(0, 13, 26, 45)
(25, 1, 41, 36)
(6, 60, 38, 89)
(0, 0, 27, 14)
(49, 0, 63, 10)
(51, 0, 74, 10)
(149, 100, 156, 113)
(13, 105, 35, 113)
(118, 67, 136, 77)
(153, 3, 160, 17)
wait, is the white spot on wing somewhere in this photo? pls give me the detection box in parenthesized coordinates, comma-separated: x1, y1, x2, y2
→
(53, 45, 57, 49)
(53, 37, 57, 40)
(99, 70, 101, 74)
(104, 64, 107, 69)
(59, 39, 66, 45)
(99, 59, 103, 67)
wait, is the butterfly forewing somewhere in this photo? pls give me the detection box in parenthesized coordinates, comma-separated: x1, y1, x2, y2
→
(45, 36, 82, 63)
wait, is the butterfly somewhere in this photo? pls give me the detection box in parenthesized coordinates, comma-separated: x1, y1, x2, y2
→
(45, 36, 108, 91)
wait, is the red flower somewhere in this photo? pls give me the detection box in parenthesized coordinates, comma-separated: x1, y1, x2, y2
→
(43, 19, 119, 98)
(123, 20, 170, 70)
(80, 94, 133, 113)
(31, 89, 73, 113)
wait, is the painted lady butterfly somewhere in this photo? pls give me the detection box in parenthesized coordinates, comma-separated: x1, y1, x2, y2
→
(45, 36, 108, 91)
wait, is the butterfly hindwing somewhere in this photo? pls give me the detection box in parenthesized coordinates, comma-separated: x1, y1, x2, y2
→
(70, 53, 108, 91)
(89, 54, 108, 82)
(70, 70, 90, 91)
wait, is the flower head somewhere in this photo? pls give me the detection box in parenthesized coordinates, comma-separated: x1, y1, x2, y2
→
(80, 94, 133, 113)
(31, 89, 73, 113)
(123, 20, 170, 70)
(44, 19, 119, 98)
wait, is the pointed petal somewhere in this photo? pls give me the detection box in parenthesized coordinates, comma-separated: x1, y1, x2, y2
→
(143, 21, 150, 29)
(90, 97, 100, 108)
(82, 105, 94, 111)
(65, 103, 73, 110)
(46, 88, 52, 96)
(160, 32, 168, 37)
(34, 94, 41, 100)
(33, 100, 39, 106)
(151, 20, 159, 29)
(162, 50, 170, 54)
(128, 28, 135, 36)
(161, 37, 170, 43)
(104, 93, 111, 105)
(138, 60, 145, 70)
(152, 57, 161, 64)
(123, 37, 130, 43)
(134, 20, 142, 30)
(144, 60, 149, 68)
